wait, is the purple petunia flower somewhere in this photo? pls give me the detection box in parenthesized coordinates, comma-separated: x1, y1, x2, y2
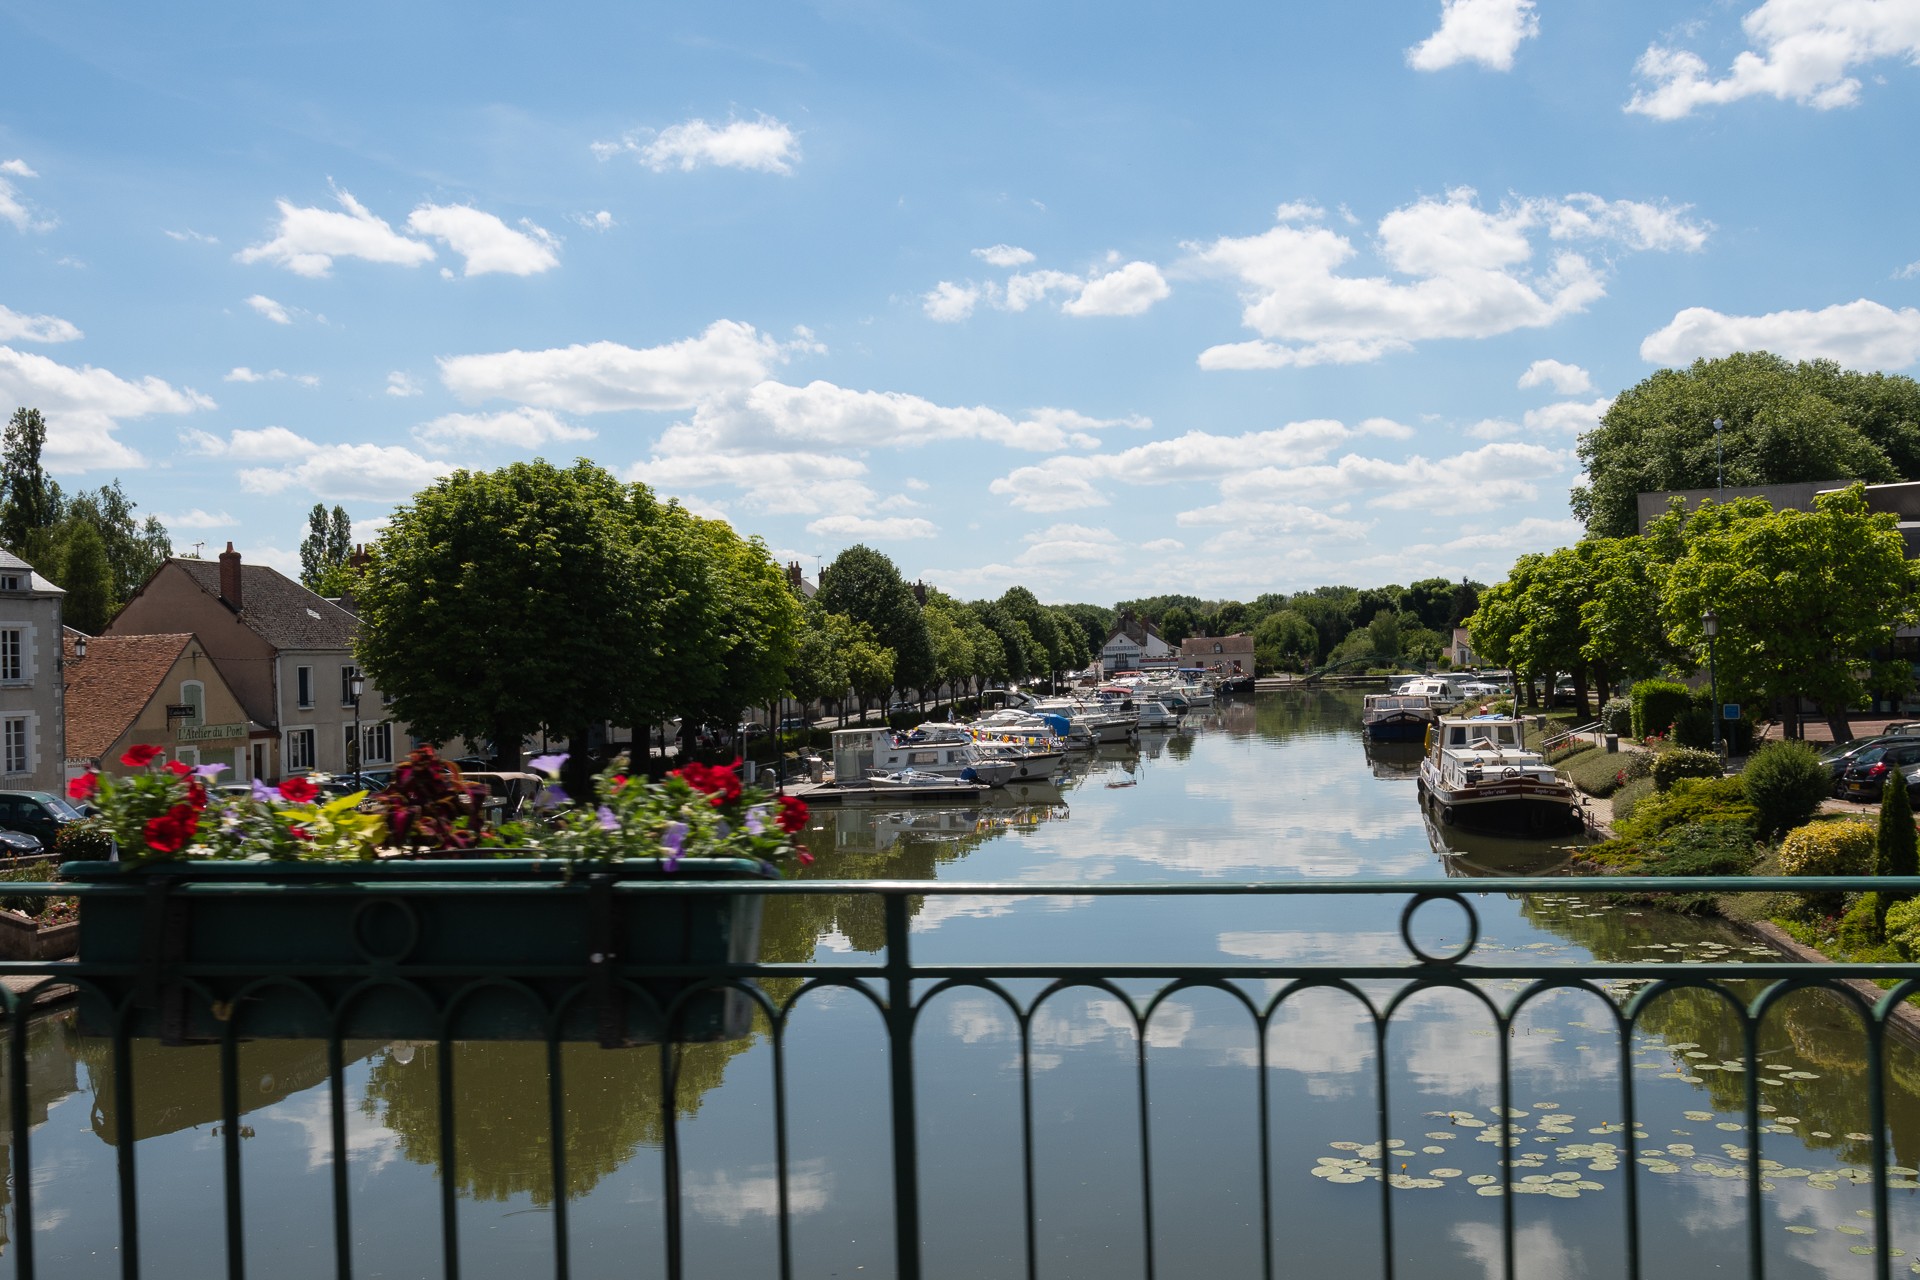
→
(534, 783, 568, 809)
(595, 805, 619, 832)
(528, 753, 569, 777)
(660, 820, 689, 871)
(194, 763, 229, 780)
(251, 778, 280, 803)
(744, 804, 768, 836)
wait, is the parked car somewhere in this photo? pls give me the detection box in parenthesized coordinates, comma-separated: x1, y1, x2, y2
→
(1838, 740, 1920, 802)
(777, 715, 811, 733)
(0, 791, 86, 849)
(1819, 726, 1920, 791)
(0, 828, 45, 861)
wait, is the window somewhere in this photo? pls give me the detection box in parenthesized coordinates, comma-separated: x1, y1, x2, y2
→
(179, 681, 205, 729)
(286, 728, 315, 772)
(341, 665, 360, 707)
(0, 575, 18, 591)
(3, 717, 26, 774)
(296, 665, 313, 709)
(344, 722, 393, 769)
(0, 629, 20, 682)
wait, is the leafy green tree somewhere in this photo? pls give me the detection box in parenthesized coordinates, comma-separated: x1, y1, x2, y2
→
(1446, 580, 1482, 629)
(1397, 578, 1456, 632)
(1574, 352, 1918, 538)
(1288, 588, 1359, 664)
(1211, 601, 1249, 635)
(786, 606, 850, 716)
(998, 586, 1065, 686)
(844, 628, 896, 716)
(63, 481, 170, 605)
(1366, 609, 1403, 661)
(1252, 609, 1318, 672)
(973, 600, 1029, 683)
(1399, 624, 1444, 665)
(0, 408, 58, 557)
(355, 460, 706, 769)
(816, 545, 933, 693)
(963, 615, 1008, 691)
(1659, 484, 1920, 739)
(299, 504, 353, 589)
(1469, 549, 1592, 713)
(1049, 606, 1091, 671)
(58, 519, 113, 634)
(668, 514, 801, 740)
(1055, 603, 1114, 659)
(1159, 605, 1195, 646)
(1577, 535, 1677, 686)
(919, 593, 975, 699)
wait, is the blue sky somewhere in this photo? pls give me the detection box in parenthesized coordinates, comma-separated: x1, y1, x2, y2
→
(2, 0, 1917, 603)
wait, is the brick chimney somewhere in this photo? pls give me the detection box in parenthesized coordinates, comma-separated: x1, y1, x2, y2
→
(786, 561, 803, 590)
(349, 543, 372, 572)
(218, 542, 243, 609)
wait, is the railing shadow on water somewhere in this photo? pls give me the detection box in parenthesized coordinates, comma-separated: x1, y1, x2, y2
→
(3, 874, 1920, 1280)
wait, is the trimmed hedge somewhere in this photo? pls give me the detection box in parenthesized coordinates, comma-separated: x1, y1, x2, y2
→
(1561, 747, 1633, 797)
(1631, 678, 1694, 741)
(1777, 818, 1877, 877)
(1652, 746, 1722, 792)
(1600, 697, 1633, 736)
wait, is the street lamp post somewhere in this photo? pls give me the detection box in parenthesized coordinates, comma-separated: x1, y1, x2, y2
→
(350, 671, 365, 788)
(1702, 609, 1721, 759)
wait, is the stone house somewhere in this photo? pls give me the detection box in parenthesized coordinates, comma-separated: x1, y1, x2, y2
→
(64, 632, 259, 776)
(0, 549, 67, 791)
(1178, 632, 1254, 674)
(105, 544, 396, 781)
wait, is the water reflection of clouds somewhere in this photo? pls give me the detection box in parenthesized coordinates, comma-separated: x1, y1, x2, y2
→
(911, 893, 1094, 932)
(683, 1158, 831, 1226)
(272, 1080, 404, 1177)
(939, 994, 1195, 1073)
(1453, 1221, 1582, 1280)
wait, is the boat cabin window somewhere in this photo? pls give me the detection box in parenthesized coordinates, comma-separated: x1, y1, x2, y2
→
(1446, 724, 1518, 747)
(908, 751, 938, 765)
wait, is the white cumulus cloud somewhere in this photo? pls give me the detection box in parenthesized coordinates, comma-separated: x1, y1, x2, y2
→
(151, 508, 234, 530)
(973, 244, 1036, 268)
(1407, 0, 1539, 71)
(405, 205, 560, 277)
(1628, 0, 1920, 119)
(223, 367, 317, 386)
(1640, 299, 1920, 369)
(438, 320, 815, 413)
(1190, 188, 1708, 369)
(239, 443, 455, 501)
(630, 449, 876, 517)
(246, 294, 293, 325)
(1523, 396, 1613, 434)
(1063, 261, 1172, 317)
(236, 185, 436, 277)
(0, 160, 53, 233)
(182, 425, 321, 460)
(1518, 359, 1594, 394)
(385, 371, 421, 398)
(922, 281, 982, 322)
(412, 406, 595, 451)
(0, 304, 80, 343)
(0, 346, 210, 471)
(805, 514, 938, 540)
(594, 114, 800, 175)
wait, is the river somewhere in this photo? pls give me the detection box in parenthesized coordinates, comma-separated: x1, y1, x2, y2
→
(3, 690, 1916, 1279)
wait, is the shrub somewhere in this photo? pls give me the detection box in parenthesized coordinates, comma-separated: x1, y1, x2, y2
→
(1777, 818, 1877, 876)
(52, 817, 115, 861)
(1631, 678, 1694, 741)
(1600, 697, 1633, 736)
(1741, 740, 1832, 841)
(1615, 777, 1753, 847)
(1619, 750, 1657, 783)
(1612, 777, 1656, 823)
(1646, 819, 1758, 877)
(1671, 698, 1713, 750)
(1886, 896, 1920, 959)
(1652, 746, 1722, 791)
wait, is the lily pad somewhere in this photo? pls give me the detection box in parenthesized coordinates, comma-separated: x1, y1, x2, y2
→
(1683, 1111, 1714, 1121)
(1467, 1175, 1498, 1186)
(1785, 1225, 1817, 1235)
(1476, 1185, 1504, 1196)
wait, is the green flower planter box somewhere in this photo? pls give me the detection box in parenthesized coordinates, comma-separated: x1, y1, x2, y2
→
(60, 857, 774, 1046)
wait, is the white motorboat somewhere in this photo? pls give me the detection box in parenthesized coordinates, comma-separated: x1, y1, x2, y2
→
(1361, 693, 1435, 743)
(830, 727, 1018, 787)
(1415, 715, 1584, 836)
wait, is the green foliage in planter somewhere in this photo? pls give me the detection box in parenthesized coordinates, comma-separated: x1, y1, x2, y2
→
(53, 816, 115, 860)
(1600, 697, 1633, 736)
(1612, 777, 1656, 822)
(0, 859, 74, 922)
(1652, 746, 1723, 791)
(1741, 740, 1833, 841)
(1778, 818, 1877, 876)
(1631, 678, 1693, 741)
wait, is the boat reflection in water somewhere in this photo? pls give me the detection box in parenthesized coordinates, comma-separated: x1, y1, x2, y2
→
(1421, 805, 1584, 877)
(1362, 740, 1424, 780)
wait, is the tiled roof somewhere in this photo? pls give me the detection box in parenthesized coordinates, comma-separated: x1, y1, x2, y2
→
(169, 558, 359, 650)
(64, 632, 193, 760)
(0, 545, 66, 593)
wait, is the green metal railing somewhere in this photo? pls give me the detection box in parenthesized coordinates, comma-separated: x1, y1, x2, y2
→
(3, 874, 1920, 1280)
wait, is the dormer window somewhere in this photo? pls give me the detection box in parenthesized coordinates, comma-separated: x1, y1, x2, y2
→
(0, 575, 19, 592)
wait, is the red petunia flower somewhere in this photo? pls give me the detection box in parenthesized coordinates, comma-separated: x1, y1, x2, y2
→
(121, 743, 164, 768)
(278, 776, 319, 804)
(143, 803, 198, 855)
(165, 760, 194, 777)
(68, 771, 98, 802)
(775, 795, 809, 834)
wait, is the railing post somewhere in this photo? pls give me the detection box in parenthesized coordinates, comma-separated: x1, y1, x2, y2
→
(884, 892, 923, 1280)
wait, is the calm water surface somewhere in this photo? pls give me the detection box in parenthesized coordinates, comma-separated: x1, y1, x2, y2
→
(5, 690, 1918, 1279)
